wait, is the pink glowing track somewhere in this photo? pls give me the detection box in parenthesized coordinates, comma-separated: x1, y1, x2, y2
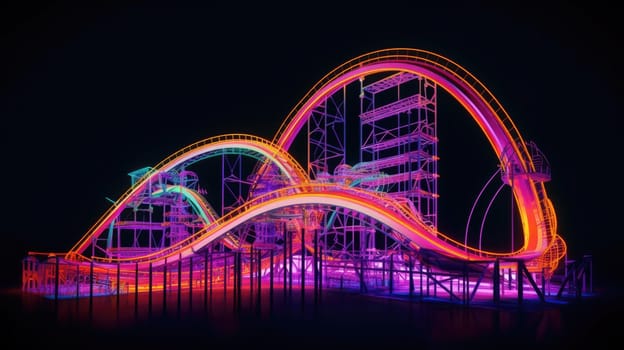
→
(56, 49, 565, 275)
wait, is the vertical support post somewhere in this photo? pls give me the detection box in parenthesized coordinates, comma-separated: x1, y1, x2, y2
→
(223, 253, 227, 298)
(382, 257, 386, 287)
(517, 260, 523, 304)
(189, 256, 193, 308)
(232, 252, 237, 309)
(419, 263, 423, 298)
(389, 254, 394, 294)
(135, 262, 139, 314)
(541, 267, 545, 297)
(359, 254, 364, 293)
(318, 245, 323, 300)
(148, 262, 153, 310)
(54, 256, 59, 302)
(450, 273, 454, 301)
(76, 264, 80, 299)
(116, 262, 120, 305)
(240, 251, 243, 305)
(163, 258, 167, 311)
(89, 259, 94, 305)
(493, 259, 500, 304)
(283, 230, 288, 299)
(314, 229, 318, 298)
(209, 249, 213, 299)
(409, 255, 414, 297)
(231, 252, 236, 309)
(238, 251, 243, 307)
(204, 250, 208, 306)
(463, 262, 468, 304)
(270, 249, 274, 300)
(301, 228, 305, 299)
(257, 249, 261, 306)
(177, 255, 182, 310)
(433, 268, 437, 298)
(426, 265, 430, 297)
(289, 231, 293, 297)
(250, 248, 254, 296)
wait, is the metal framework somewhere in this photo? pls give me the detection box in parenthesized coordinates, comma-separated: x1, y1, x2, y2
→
(22, 48, 582, 306)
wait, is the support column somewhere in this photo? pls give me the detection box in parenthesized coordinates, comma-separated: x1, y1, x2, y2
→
(135, 262, 139, 314)
(223, 253, 228, 298)
(359, 254, 365, 293)
(116, 262, 120, 306)
(204, 250, 208, 306)
(54, 256, 59, 302)
(389, 254, 394, 294)
(257, 249, 261, 306)
(289, 231, 293, 297)
(238, 251, 243, 308)
(314, 229, 318, 299)
(463, 262, 468, 305)
(541, 267, 545, 297)
(283, 230, 288, 299)
(517, 260, 523, 304)
(409, 255, 414, 297)
(250, 248, 254, 296)
(189, 256, 193, 307)
(177, 255, 182, 310)
(493, 259, 500, 304)
(301, 228, 305, 301)
(270, 249, 274, 299)
(76, 264, 80, 299)
(419, 263, 423, 298)
(163, 258, 168, 312)
(89, 259, 94, 307)
(148, 262, 153, 311)
(319, 245, 323, 300)
(209, 249, 213, 299)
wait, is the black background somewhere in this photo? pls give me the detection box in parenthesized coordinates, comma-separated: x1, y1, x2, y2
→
(1, 1, 620, 291)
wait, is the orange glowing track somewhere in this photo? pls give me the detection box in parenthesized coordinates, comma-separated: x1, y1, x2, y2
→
(42, 48, 565, 277)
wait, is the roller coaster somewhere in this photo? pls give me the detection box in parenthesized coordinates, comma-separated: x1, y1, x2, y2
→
(22, 48, 586, 305)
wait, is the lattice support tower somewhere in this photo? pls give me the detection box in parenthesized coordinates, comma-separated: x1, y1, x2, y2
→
(359, 72, 439, 229)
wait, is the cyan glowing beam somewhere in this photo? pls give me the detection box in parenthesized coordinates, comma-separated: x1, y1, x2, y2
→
(68, 135, 307, 258)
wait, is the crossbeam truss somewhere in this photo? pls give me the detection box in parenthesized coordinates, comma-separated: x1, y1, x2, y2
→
(22, 51, 579, 307)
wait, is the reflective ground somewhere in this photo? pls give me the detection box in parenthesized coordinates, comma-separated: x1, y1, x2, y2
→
(2, 285, 621, 349)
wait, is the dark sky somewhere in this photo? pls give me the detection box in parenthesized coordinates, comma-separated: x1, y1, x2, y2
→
(1, 2, 620, 288)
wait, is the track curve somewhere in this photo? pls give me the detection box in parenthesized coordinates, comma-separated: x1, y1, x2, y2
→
(66, 134, 308, 260)
(272, 48, 561, 263)
(61, 49, 565, 277)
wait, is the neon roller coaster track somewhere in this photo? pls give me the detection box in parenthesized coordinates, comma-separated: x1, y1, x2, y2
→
(22, 48, 568, 302)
